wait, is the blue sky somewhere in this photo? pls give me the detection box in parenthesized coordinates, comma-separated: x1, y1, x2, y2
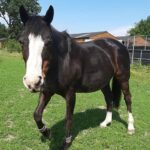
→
(0, 0, 150, 36)
(38, 0, 150, 36)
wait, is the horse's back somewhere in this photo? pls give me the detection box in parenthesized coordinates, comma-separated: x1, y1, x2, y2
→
(94, 38, 130, 67)
(93, 38, 130, 80)
(75, 38, 130, 92)
(80, 38, 130, 71)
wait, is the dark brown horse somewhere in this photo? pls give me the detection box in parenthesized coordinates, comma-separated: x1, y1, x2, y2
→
(19, 5, 135, 149)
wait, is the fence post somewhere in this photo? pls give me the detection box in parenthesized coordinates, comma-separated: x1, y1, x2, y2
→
(139, 50, 143, 65)
(127, 37, 129, 49)
(131, 36, 135, 64)
(145, 35, 147, 50)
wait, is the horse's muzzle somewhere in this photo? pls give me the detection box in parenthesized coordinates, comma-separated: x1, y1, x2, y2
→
(23, 75, 44, 92)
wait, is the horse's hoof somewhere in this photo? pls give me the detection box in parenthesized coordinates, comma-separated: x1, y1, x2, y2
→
(100, 124, 107, 128)
(128, 129, 135, 135)
(42, 128, 51, 140)
(100, 122, 107, 128)
(59, 137, 72, 150)
(59, 142, 70, 150)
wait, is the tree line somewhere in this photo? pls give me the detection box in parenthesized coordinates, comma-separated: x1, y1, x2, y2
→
(0, 0, 41, 39)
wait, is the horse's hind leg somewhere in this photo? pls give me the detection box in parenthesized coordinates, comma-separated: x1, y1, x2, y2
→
(100, 84, 113, 128)
(120, 81, 135, 134)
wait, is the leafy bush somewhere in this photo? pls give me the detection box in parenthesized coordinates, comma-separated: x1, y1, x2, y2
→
(4, 39, 22, 53)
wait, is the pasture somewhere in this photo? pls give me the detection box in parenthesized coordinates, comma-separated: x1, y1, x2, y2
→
(0, 51, 150, 150)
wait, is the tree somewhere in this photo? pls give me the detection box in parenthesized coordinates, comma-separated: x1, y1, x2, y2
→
(0, 0, 41, 39)
(128, 16, 150, 36)
(0, 22, 8, 38)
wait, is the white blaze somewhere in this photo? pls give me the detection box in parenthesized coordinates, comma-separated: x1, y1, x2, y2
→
(26, 34, 44, 78)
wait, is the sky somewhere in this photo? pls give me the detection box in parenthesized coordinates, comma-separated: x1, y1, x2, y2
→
(1, 0, 150, 36)
(38, 0, 150, 36)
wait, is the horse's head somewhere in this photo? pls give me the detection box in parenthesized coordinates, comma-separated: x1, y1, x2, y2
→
(19, 5, 54, 92)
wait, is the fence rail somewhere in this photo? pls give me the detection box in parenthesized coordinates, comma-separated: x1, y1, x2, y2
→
(128, 49, 150, 65)
(120, 35, 150, 65)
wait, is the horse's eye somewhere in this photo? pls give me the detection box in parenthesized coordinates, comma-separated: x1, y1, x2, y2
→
(45, 39, 52, 46)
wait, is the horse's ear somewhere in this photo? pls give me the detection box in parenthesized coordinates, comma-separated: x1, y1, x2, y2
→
(44, 5, 54, 25)
(19, 5, 29, 25)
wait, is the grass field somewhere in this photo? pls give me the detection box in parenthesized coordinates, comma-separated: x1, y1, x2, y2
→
(0, 51, 150, 150)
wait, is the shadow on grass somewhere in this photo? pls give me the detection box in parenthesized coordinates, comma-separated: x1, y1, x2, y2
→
(41, 108, 127, 150)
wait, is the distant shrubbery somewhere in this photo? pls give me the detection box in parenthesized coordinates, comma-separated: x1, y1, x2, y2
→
(3, 39, 22, 53)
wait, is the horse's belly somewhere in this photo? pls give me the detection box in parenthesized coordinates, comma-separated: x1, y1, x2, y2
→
(76, 70, 114, 92)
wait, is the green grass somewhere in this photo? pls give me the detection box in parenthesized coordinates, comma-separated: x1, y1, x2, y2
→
(0, 51, 150, 150)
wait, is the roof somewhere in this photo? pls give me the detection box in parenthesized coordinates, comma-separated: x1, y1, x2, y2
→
(70, 31, 108, 39)
(117, 36, 131, 40)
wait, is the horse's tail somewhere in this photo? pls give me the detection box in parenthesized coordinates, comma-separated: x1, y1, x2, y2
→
(112, 77, 122, 109)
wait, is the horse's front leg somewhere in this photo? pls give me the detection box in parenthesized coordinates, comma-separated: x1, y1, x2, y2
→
(34, 91, 53, 139)
(61, 88, 76, 150)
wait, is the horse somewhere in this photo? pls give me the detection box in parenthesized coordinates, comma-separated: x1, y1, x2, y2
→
(19, 5, 135, 149)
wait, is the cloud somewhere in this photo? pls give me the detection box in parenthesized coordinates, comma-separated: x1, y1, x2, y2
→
(109, 25, 134, 36)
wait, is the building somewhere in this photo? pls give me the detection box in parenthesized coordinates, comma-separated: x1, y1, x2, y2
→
(117, 36, 150, 48)
(71, 31, 117, 43)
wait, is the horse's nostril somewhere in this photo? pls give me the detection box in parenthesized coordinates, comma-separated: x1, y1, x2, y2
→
(28, 85, 31, 89)
(38, 76, 42, 80)
(35, 76, 42, 87)
(24, 77, 26, 80)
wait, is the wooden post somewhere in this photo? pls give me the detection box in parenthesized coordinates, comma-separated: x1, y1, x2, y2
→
(131, 36, 135, 64)
(144, 35, 147, 50)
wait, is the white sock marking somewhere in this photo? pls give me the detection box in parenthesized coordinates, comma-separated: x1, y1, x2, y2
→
(128, 112, 135, 134)
(100, 111, 112, 128)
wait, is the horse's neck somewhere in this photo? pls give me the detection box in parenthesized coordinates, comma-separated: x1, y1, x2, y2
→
(50, 27, 82, 63)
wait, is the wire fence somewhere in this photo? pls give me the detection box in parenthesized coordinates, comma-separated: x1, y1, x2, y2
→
(120, 35, 150, 65)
